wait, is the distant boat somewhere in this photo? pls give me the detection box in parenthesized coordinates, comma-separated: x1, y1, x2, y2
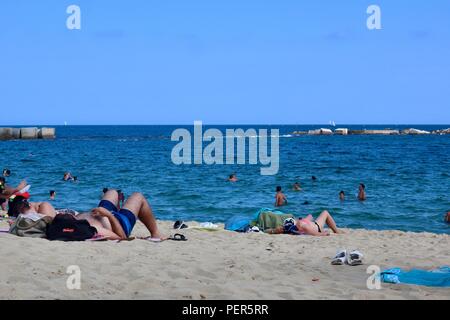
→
(329, 120, 336, 127)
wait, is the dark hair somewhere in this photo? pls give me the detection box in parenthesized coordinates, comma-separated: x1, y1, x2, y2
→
(103, 188, 109, 194)
(50, 190, 55, 196)
(3, 169, 11, 176)
(360, 183, 366, 189)
(7, 196, 30, 217)
(276, 186, 282, 192)
(339, 191, 345, 194)
(312, 176, 317, 181)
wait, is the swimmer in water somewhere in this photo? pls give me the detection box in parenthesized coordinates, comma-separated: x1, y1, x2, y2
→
(358, 183, 366, 201)
(2, 169, 11, 178)
(228, 174, 238, 182)
(275, 186, 287, 207)
(293, 182, 302, 191)
(339, 191, 345, 201)
(49, 190, 56, 201)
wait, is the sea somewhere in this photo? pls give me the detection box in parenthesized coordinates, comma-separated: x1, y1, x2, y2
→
(1, 125, 449, 234)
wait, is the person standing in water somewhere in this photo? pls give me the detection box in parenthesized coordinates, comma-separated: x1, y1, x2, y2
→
(275, 186, 287, 207)
(49, 190, 56, 201)
(358, 183, 366, 201)
(339, 191, 345, 201)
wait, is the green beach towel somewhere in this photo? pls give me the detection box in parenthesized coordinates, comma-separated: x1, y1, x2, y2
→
(250, 208, 294, 231)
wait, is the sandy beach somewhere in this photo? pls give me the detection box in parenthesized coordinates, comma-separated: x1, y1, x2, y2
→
(0, 216, 448, 300)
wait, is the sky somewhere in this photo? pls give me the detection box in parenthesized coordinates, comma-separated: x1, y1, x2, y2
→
(1, 0, 449, 125)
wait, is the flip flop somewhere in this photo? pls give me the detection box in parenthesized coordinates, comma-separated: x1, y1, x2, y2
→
(168, 233, 187, 241)
(141, 237, 165, 243)
(347, 250, 364, 266)
(331, 249, 347, 265)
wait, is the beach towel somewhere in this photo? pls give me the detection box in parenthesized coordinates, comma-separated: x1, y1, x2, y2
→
(380, 266, 450, 287)
(225, 215, 251, 232)
(250, 208, 294, 232)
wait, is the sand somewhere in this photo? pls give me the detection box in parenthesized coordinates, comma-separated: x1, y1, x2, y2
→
(0, 216, 449, 300)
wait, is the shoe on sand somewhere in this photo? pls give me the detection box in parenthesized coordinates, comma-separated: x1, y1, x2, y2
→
(331, 249, 347, 265)
(347, 250, 364, 266)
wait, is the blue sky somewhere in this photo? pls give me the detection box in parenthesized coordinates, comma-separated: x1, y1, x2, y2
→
(1, 0, 449, 125)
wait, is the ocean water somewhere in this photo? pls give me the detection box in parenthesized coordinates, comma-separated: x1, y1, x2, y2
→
(1, 125, 449, 234)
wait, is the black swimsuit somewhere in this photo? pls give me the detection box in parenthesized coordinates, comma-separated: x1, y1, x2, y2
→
(314, 222, 322, 233)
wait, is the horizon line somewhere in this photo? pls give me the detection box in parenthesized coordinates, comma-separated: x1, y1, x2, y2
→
(1, 123, 450, 127)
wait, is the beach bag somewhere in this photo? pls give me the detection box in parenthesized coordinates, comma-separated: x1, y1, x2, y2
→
(9, 215, 52, 238)
(46, 213, 97, 241)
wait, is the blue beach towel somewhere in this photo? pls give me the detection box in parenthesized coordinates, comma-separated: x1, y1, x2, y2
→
(380, 266, 450, 287)
(224, 215, 251, 232)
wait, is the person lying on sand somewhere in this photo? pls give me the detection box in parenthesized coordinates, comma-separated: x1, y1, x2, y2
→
(8, 190, 165, 241)
(78, 189, 165, 240)
(266, 210, 344, 236)
(7, 195, 57, 219)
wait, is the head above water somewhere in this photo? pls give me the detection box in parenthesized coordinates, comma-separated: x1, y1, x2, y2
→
(276, 186, 282, 192)
(359, 183, 366, 190)
(2, 169, 11, 177)
(50, 190, 56, 196)
(312, 176, 317, 181)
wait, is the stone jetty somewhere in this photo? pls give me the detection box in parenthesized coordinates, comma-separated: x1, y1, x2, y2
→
(0, 127, 56, 140)
(292, 127, 450, 136)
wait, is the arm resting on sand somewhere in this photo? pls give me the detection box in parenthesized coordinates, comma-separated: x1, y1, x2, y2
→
(92, 207, 127, 240)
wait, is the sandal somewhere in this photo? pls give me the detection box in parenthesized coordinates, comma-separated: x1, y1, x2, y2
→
(347, 250, 364, 266)
(169, 233, 187, 241)
(331, 249, 347, 265)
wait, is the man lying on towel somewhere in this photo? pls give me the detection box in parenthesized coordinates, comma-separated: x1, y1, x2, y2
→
(8, 190, 165, 241)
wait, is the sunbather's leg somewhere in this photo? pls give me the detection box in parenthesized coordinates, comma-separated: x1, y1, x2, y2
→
(100, 189, 120, 208)
(122, 192, 163, 239)
(315, 210, 342, 234)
